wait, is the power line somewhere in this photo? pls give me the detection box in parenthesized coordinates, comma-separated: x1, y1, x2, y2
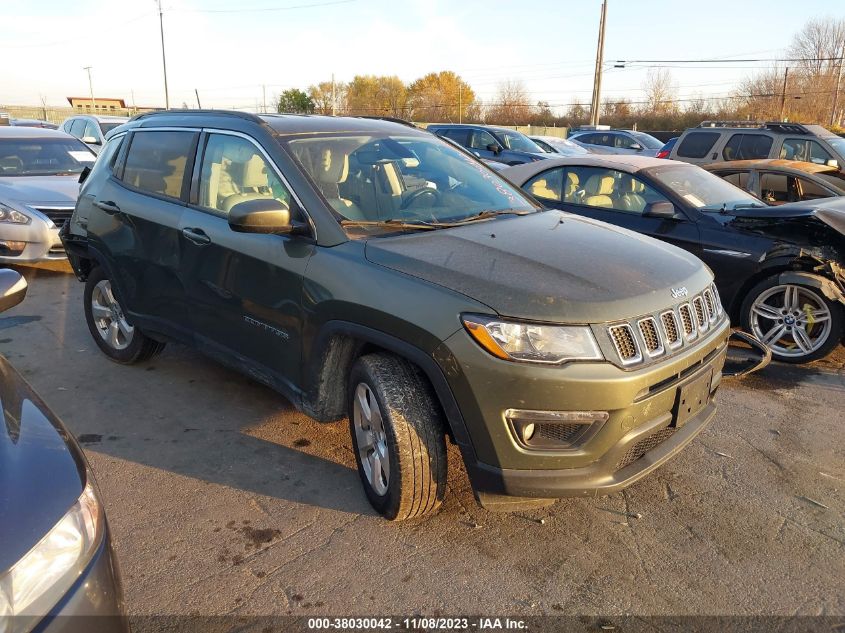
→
(170, 0, 355, 13)
(615, 56, 845, 64)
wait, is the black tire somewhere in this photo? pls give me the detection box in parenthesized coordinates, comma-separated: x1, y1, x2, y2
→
(84, 267, 165, 364)
(347, 353, 447, 520)
(740, 275, 843, 364)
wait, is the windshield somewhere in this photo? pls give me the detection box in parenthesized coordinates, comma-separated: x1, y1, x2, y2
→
(631, 131, 664, 150)
(824, 136, 845, 156)
(0, 137, 96, 176)
(286, 133, 538, 236)
(497, 130, 543, 153)
(648, 164, 766, 211)
(99, 122, 124, 134)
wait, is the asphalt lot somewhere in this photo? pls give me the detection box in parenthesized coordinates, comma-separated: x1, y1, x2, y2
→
(2, 266, 844, 618)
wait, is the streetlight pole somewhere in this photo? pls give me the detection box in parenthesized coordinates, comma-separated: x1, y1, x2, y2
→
(83, 66, 96, 111)
(156, 0, 170, 110)
(589, 0, 608, 126)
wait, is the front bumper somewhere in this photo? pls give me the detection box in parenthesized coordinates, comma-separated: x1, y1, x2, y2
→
(0, 220, 65, 263)
(438, 318, 729, 499)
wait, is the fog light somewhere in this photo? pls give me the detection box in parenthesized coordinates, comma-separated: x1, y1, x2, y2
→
(0, 240, 25, 256)
(506, 409, 609, 450)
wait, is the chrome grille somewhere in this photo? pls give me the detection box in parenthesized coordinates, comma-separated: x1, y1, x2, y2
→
(692, 296, 708, 332)
(678, 303, 696, 339)
(660, 310, 682, 348)
(608, 324, 641, 365)
(637, 317, 664, 357)
(34, 207, 74, 227)
(605, 287, 726, 367)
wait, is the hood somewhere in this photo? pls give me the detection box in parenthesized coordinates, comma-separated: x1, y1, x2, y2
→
(0, 356, 85, 571)
(748, 198, 845, 236)
(0, 175, 80, 207)
(365, 211, 712, 323)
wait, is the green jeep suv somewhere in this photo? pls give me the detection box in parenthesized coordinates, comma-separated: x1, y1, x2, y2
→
(61, 111, 729, 520)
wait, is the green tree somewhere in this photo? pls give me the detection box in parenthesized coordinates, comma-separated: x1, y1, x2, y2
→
(277, 88, 314, 114)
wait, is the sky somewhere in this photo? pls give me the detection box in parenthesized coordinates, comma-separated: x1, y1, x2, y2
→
(1, 0, 841, 114)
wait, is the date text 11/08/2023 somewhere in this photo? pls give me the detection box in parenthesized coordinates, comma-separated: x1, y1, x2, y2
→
(306, 617, 528, 630)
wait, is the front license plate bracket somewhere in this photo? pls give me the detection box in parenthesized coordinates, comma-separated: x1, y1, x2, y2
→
(673, 370, 712, 428)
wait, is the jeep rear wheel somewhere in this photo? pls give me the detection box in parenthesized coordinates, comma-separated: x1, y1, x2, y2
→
(348, 353, 447, 520)
(741, 276, 843, 364)
(84, 267, 165, 364)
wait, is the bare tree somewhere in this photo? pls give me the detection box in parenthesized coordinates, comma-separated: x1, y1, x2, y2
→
(486, 79, 531, 125)
(642, 68, 677, 115)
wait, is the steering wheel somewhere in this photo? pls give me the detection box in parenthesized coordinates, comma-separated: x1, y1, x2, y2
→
(400, 187, 442, 210)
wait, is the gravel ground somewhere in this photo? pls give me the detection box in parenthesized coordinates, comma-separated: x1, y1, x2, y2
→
(2, 267, 843, 619)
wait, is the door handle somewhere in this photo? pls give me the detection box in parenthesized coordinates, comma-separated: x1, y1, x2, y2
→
(94, 200, 121, 215)
(181, 227, 211, 245)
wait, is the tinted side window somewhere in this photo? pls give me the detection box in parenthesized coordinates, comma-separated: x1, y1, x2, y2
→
(718, 171, 749, 189)
(198, 134, 292, 216)
(525, 168, 564, 202)
(62, 119, 74, 133)
(796, 176, 830, 200)
(563, 166, 669, 214)
(440, 129, 468, 145)
(722, 134, 773, 161)
(573, 133, 595, 145)
(120, 131, 196, 199)
(614, 134, 636, 149)
(781, 138, 833, 164)
(468, 129, 498, 150)
(676, 132, 720, 158)
(70, 119, 86, 137)
(83, 120, 100, 140)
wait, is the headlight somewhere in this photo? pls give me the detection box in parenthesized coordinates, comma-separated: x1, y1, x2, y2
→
(462, 314, 603, 364)
(0, 481, 103, 620)
(0, 202, 31, 225)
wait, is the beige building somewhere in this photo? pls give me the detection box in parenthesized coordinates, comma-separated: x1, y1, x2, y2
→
(67, 96, 127, 113)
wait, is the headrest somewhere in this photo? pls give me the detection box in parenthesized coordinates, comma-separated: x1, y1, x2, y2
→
(620, 175, 645, 194)
(241, 155, 269, 188)
(530, 178, 550, 194)
(585, 174, 615, 196)
(314, 148, 349, 185)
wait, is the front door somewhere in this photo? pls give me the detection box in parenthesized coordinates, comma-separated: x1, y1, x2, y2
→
(179, 131, 315, 392)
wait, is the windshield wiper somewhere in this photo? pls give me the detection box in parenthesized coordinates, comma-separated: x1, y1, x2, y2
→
(446, 209, 534, 225)
(339, 218, 441, 231)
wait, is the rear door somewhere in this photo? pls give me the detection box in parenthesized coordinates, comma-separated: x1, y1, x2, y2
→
(86, 128, 198, 340)
(179, 130, 315, 390)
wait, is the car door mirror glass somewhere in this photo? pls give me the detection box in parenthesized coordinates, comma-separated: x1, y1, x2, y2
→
(631, 143, 642, 151)
(81, 136, 100, 144)
(643, 201, 678, 219)
(0, 269, 27, 313)
(228, 198, 299, 235)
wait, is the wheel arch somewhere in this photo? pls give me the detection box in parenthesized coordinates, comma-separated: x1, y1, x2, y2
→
(301, 321, 473, 451)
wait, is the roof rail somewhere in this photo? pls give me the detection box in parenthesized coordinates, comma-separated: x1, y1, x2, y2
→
(355, 115, 418, 128)
(698, 120, 812, 135)
(128, 109, 264, 124)
(698, 120, 765, 129)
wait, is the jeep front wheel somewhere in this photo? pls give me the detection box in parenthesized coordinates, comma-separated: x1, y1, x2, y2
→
(348, 353, 447, 520)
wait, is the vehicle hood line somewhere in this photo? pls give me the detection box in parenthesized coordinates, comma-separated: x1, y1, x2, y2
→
(364, 211, 713, 323)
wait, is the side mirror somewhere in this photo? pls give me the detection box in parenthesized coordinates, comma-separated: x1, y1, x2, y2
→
(81, 135, 100, 145)
(228, 198, 304, 235)
(0, 269, 27, 313)
(486, 143, 502, 155)
(630, 143, 643, 151)
(643, 201, 679, 219)
(826, 159, 839, 168)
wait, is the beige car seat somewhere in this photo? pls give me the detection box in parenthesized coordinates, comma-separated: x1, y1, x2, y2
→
(564, 172, 580, 202)
(618, 175, 647, 212)
(582, 174, 615, 207)
(312, 148, 364, 219)
(529, 177, 559, 201)
(220, 154, 283, 213)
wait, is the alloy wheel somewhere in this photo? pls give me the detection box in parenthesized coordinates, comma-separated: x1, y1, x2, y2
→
(90, 279, 135, 351)
(749, 284, 832, 359)
(352, 383, 390, 496)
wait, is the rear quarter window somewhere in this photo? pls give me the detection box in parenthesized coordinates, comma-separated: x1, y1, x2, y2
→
(676, 132, 720, 159)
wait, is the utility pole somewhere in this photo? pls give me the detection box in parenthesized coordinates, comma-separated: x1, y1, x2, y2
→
(195, 88, 202, 109)
(779, 67, 789, 121)
(831, 58, 843, 128)
(262, 85, 267, 113)
(156, 0, 170, 110)
(459, 84, 463, 123)
(83, 66, 96, 111)
(589, 0, 607, 126)
(331, 73, 336, 116)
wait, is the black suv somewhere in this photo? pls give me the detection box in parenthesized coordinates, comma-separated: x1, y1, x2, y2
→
(426, 124, 548, 165)
(62, 111, 728, 520)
